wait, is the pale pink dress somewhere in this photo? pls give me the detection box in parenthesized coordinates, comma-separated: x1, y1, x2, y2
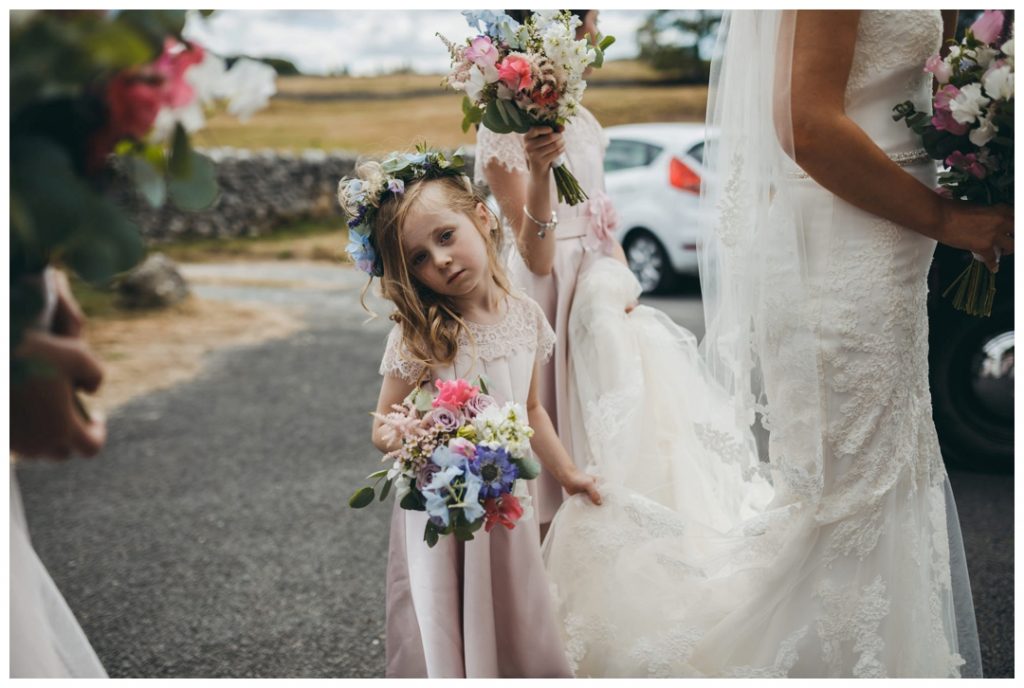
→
(475, 106, 619, 524)
(380, 291, 571, 678)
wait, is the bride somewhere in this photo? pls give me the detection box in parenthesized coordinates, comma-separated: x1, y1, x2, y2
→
(541, 10, 1010, 677)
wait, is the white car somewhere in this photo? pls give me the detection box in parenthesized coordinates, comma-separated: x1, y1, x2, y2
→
(604, 123, 713, 293)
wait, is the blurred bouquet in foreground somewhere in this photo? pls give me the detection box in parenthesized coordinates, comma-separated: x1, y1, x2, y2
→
(350, 377, 540, 548)
(438, 10, 614, 205)
(11, 10, 276, 377)
(893, 9, 1014, 316)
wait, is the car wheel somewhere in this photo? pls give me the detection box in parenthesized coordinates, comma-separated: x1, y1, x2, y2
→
(623, 230, 675, 294)
(929, 299, 1014, 474)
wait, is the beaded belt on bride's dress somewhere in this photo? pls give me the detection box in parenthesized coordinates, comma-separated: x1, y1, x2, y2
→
(788, 149, 932, 178)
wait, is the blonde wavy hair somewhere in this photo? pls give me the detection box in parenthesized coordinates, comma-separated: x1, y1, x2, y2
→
(355, 164, 511, 378)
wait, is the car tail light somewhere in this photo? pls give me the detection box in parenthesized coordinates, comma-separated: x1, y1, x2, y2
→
(669, 157, 701, 194)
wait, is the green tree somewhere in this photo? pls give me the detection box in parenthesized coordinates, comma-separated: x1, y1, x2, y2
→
(636, 10, 723, 81)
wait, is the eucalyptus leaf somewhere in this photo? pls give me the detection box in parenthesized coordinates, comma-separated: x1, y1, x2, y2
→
(366, 468, 390, 480)
(514, 455, 541, 481)
(169, 123, 192, 178)
(400, 489, 426, 511)
(125, 155, 167, 207)
(379, 478, 392, 502)
(349, 486, 376, 509)
(482, 101, 514, 134)
(424, 521, 440, 548)
(168, 151, 219, 211)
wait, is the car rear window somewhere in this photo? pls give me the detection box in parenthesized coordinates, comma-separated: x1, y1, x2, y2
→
(605, 139, 663, 173)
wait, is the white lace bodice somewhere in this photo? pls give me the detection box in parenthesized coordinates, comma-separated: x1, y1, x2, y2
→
(844, 10, 943, 152)
(379, 291, 555, 403)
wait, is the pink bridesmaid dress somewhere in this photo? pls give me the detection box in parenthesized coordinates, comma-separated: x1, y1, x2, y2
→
(475, 106, 619, 524)
(380, 291, 572, 678)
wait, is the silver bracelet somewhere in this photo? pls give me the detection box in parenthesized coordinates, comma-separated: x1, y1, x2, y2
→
(523, 205, 558, 238)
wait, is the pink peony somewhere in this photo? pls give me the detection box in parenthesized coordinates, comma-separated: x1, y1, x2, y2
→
(105, 71, 163, 140)
(970, 10, 1005, 45)
(924, 53, 952, 84)
(433, 378, 479, 411)
(465, 35, 498, 67)
(946, 150, 988, 179)
(497, 54, 533, 92)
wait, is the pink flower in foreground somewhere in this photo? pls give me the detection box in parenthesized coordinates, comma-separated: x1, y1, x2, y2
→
(153, 38, 205, 109)
(497, 54, 533, 92)
(946, 151, 988, 179)
(924, 53, 952, 84)
(433, 378, 479, 411)
(448, 437, 477, 460)
(971, 10, 1005, 45)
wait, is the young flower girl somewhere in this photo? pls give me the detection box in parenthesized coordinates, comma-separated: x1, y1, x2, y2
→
(338, 148, 600, 678)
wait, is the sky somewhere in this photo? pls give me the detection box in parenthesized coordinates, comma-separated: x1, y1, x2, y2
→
(182, 10, 649, 77)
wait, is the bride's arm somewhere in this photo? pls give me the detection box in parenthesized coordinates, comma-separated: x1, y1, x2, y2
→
(787, 10, 1013, 270)
(484, 127, 565, 276)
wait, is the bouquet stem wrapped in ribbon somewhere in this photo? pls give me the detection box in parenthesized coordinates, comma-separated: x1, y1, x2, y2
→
(349, 377, 540, 548)
(440, 10, 614, 206)
(893, 10, 1014, 317)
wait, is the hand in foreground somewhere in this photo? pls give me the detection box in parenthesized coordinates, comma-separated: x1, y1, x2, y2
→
(523, 126, 566, 178)
(11, 331, 106, 460)
(561, 467, 602, 506)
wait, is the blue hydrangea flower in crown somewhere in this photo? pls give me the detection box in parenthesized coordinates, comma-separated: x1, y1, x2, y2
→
(337, 145, 468, 277)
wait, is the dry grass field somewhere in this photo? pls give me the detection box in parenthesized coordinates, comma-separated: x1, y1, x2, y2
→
(192, 60, 708, 154)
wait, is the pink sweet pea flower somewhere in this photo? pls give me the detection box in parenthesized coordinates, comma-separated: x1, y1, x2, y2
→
(497, 54, 533, 92)
(932, 84, 970, 135)
(448, 437, 477, 460)
(971, 10, 1005, 45)
(433, 378, 479, 411)
(465, 35, 498, 67)
(946, 150, 988, 179)
(924, 53, 952, 84)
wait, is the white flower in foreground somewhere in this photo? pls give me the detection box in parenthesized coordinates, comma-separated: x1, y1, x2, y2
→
(149, 100, 205, 143)
(949, 83, 991, 124)
(187, 52, 229, 105)
(221, 58, 277, 121)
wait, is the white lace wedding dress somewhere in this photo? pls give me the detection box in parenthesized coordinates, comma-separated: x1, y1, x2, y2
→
(541, 10, 981, 678)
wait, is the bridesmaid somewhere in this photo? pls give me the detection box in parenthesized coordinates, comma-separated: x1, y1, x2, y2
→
(476, 9, 628, 532)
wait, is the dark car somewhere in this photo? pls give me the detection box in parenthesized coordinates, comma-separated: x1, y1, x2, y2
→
(928, 247, 1014, 473)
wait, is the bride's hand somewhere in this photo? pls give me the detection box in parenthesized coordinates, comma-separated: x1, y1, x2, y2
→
(938, 201, 1014, 273)
(523, 126, 566, 181)
(561, 468, 603, 506)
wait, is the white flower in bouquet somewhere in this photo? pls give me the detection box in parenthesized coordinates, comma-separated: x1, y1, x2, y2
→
(472, 402, 534, 458)
(983, 63, 1014, 101)
(949, 83, 991, 124)
(222, 58, 277, 121)
(149, 100, 206, 143)
(969, 111, 998, 146)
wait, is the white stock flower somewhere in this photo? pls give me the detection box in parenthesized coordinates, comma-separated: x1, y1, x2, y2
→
(982, 63, 1014, 100)
(969, 111, 998, 147)
(512, 478, 534, 522)
(221, 58, 277, 121)
(949, 83, 991, 124)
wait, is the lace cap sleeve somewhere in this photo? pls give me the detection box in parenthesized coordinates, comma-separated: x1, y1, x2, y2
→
(474, 125, 528, 181)
(526, 297, 556, 365)
(379, 324, 427, 383)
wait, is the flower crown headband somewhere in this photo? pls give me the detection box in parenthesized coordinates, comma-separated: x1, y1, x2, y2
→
(338, 145, 468, 276)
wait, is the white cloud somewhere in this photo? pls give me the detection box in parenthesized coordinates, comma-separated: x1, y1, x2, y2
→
(183, 9, 645, 77)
